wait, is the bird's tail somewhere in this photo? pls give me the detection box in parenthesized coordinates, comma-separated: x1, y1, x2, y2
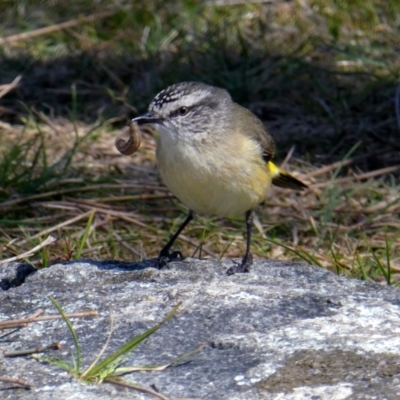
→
(268, 161, 308, 191)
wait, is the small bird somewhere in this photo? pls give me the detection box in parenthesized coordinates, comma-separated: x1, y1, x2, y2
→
(130, 82, 307, 275)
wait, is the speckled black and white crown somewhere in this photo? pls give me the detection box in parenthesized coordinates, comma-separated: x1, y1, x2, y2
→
(150, 82, 230, 112)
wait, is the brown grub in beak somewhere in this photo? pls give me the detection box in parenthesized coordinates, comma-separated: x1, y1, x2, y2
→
(115, 120, 142, 155)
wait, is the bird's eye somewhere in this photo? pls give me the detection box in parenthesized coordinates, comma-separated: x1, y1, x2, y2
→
(178, 106, 189, 116)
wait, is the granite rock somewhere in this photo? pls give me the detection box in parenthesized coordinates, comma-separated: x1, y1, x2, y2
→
(1, 258, 400, 399)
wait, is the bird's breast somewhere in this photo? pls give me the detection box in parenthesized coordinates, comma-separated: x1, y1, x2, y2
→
(156, 131, 272, 217)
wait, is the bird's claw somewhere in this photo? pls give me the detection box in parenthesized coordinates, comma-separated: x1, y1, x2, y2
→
(157, 250, 183, 269)
(226, 253, 253, 275)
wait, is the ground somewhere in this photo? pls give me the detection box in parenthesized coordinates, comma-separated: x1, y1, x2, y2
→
(0, 0, 399, 282)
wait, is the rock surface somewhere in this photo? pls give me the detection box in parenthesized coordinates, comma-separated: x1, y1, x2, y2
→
(1, 258, 400, 400)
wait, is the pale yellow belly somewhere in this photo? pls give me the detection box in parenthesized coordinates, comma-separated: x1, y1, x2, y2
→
(156, 138, 271, 217)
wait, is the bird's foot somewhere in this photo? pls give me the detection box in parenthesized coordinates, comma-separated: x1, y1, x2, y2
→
(226, 253, 253, 275)
(157, 250, 183, 269)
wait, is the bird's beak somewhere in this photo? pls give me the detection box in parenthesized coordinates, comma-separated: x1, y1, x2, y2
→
(132, 112, 162, 126)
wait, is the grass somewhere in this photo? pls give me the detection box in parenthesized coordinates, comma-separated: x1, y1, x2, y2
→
(0, 0, 399, 283)
(33, 297, 193, 399)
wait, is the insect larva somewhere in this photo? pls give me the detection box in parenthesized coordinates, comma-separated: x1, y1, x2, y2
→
(115, 120, 142, 155)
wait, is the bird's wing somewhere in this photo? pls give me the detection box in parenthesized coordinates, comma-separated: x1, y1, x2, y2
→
(233, 103, 275, 162)
(233, 103, 307, 191)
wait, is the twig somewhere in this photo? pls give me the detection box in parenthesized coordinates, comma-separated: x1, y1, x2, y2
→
(303, 149, 396, 179)
(367, 129, 400, 151)
(0, 120, 13, 130)
(0, 311, 98, 330)
(89, 208, 148, 228)
(26, 309, 45, 320)
(0, 11, 117, 46)
(32, 109, 63, 137)
(208, 0, 274, 5)
(4, 342, 62, 357)
(61, 198, 120, 210)
(15, 211, 93, 246)
(304, 158, 356, 179)
(0, 234, 57, 265)
(0, 376, 31, 389)
(313, 165, 400, 189)
(41, 202, 147, 229)
(396, 85, 400, 134)
(0, 309, 44, 332)
(73, 205, 216, 257)
(112, 231, 142, 257)
(280, 145, 295, 170)
(0, 75, 22, 99)
(92, 194, 173, 203)
(100, 64, 126, 91)
(0, 183, 167, 209)
(178, 234, 216, 257)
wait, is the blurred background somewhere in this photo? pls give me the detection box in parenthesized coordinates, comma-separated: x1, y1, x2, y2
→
(0, 0, 399, 282)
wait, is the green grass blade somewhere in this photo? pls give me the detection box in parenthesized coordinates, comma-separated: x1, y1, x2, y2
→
(370, 248, 390, 284)
(355, 252, 369, 281)
(104, 377, 170, 400)
(265, 238, 323, 267)
(116, 343, 205, 374)
(32, 355, 74, 373)
(384, 231, 392, 285)
(87, 302, 182, 378)
(49, 296, 82, 373)
(76, 210, 96, 259)
(329, 243, 342, 275)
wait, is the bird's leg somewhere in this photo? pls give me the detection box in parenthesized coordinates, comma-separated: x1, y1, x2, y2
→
(227, 210, 254, 275)
(157, 211, 193, 268)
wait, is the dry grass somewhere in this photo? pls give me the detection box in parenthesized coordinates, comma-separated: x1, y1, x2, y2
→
(0, 0, 399, 283)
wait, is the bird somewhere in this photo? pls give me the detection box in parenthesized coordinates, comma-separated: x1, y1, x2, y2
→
(130, 82, 307, 275)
